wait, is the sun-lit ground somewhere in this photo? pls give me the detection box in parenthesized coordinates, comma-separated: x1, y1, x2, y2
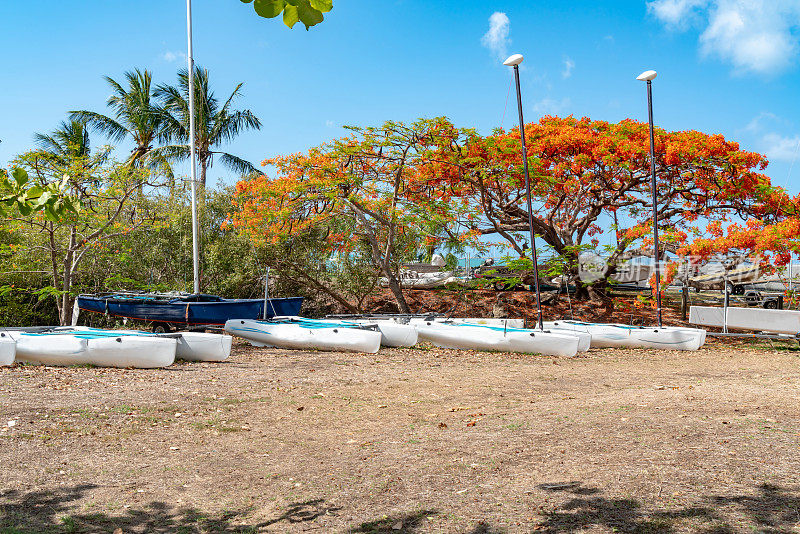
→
(2, 340, 799, 533)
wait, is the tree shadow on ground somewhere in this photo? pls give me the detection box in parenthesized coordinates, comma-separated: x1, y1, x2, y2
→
(348, 509, 437, 533)
(533, 481, 800, 533)
(2, 482, 799, 533)
(0, 484, 340, 533)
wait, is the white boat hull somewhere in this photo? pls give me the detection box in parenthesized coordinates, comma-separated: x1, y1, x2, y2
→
(0, 335, 15, 366)
(536, 327, 591, 352)
(543, 320, 704, 351)
(346, 321, 418, 347)
(173, 332, 232, 361)
(408, 317, 526, 328)
(414, 321, 579, 357)
(225, 319, 381, 353)
(70, 327, 232, 362)
(10, 331, 176, 368)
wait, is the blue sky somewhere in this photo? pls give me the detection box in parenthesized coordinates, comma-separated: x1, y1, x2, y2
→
(1, 0, 799, 192)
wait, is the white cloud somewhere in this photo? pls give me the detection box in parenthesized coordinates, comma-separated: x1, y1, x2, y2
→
(739, 112, 799, 163)
(161, 50, 187, 63)
(481, 12, 511, 61)
(647, 0, 708, 28)
(532, 97, 571, 116)
(763, 133, 800, 162)
(743, 111, 779, 133)
(562, 57, 575, 78)
(325, 120, 334, 128)
(648, 0, 800, 75)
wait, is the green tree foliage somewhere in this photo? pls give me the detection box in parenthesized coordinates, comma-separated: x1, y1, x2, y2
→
(239, 0, 332, 29)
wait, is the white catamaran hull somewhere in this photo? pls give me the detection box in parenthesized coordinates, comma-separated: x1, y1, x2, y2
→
(414, 321, 580, 357)
(70, 327, 232, 362)
(224, 319, 381, 353)
(0, 335, 15, 366)
(344, 321, 418, 347)
(543, 321, 704, 351)
(11, 332, 176, 368)
(173, 332, 232, 361)
(408, 317, 526, 328)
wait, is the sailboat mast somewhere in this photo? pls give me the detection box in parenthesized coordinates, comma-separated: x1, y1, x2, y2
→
(186, 0, 201, 294)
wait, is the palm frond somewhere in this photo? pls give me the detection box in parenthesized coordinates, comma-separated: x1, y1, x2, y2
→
(69, 110, 129, 143)
(216, 152, 258, 177)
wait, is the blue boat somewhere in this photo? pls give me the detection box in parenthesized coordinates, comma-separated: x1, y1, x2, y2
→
(76, 293, 303, 329)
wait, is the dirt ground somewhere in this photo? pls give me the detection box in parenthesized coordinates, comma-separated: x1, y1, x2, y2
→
(1, 340, 799, 533)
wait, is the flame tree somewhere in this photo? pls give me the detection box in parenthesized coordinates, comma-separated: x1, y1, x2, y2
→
(423, 116, 776, 298)
(229, 118, 480, 312)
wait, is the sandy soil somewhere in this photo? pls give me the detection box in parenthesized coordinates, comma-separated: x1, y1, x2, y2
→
(1, 340, 799, 533)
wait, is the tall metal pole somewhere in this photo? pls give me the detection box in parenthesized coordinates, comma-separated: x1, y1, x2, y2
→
(645, 79, 662, 327)
(512, 65, 544, 330)
(186, 0, 201, 295)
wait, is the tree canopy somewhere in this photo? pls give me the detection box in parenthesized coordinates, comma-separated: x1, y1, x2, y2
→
(420, 116, 776, 296)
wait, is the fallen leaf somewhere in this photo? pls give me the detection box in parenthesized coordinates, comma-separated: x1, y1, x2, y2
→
(466, 421, 476, 427)
(297, 406, 304, 412)
(438, 422, 447, 428)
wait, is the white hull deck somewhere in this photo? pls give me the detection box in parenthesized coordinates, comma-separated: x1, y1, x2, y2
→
(0, 335, 15, 366)
(225, 318, 382, 353)
(9, 331, 176, 368)
(543, 320, 705, 351)
(414, 321, 580, 357)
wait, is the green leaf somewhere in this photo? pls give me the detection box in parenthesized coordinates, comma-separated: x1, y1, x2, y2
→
(283, 4, 300, 27)
(17, 202, 32, 217)
(11, 168, 28, 187)
(43, 205, 59, 222)
(308, 0, 332, 12)
(296, 2, 324, 28)
(25, 186, 44, 200)
(32, 191, 52, 208)
(253, 0, 284, 18)
(240, 0, 253, 3)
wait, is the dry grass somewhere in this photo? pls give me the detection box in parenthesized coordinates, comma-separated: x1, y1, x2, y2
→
(1, 339, 799, 533)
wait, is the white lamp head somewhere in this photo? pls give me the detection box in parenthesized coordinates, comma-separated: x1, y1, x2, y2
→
(503, 54, 524, 67)
(636, 70, 657, 81)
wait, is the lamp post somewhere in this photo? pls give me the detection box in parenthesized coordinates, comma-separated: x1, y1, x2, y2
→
(186, 0, 201, 294)
(503, 53, 543, 330)
(636, 69, 662, 327)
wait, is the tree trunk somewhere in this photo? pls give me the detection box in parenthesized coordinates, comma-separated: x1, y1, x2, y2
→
(60, 227, 77, 326)
(199, 158, 208, 188)
(346, 201, 411, 313)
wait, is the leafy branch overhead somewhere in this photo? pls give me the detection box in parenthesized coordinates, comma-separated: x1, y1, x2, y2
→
(0, 167, 78, 221)
(239, 0, 332, 30)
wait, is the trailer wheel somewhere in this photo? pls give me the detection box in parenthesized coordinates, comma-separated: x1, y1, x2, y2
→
(152, 322, 173, 334)
(763, 298, 779, 309)
(732, 284, 745, 295)
(493, 281, 506, 291)
(744, 291, 760, 305)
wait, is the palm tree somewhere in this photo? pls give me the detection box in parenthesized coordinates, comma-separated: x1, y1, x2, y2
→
(34, 119, 91, 163)
(69, 69, 167, 173)
(34, 119, 110, 193)
(154, 66, 262, 187)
